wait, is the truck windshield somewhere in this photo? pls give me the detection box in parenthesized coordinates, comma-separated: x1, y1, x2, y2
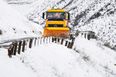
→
(47, 12, 65, 20)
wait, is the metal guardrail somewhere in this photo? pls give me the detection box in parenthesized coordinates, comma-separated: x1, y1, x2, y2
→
(7, 37, 75, 58)
(4, 31, 96, 58)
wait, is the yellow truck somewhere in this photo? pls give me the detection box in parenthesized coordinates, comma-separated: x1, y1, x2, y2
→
(42, 9, 70, 38)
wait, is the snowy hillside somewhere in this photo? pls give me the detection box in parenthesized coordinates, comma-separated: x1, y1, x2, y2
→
(5, 0, 60, 25)
(0, 0, 116, 77)
(7, 0, 116, 49)
(0, 0, 42, 42)
(55, 0, 116, 49)
(74, 36, 116, 77)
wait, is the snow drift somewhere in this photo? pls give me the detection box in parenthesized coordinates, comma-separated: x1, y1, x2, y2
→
(20, 43, 103, 77)
(0, 0, 41, 42)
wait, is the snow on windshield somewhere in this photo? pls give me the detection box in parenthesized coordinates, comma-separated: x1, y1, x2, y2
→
(47, 12, 65, 20)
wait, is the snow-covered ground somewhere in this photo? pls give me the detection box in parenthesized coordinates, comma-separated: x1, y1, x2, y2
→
(0, 0, 42, 43)
(0, 48, 37, 77)
(20, 43, 103, 77)
(1, 37, 116, 77)
(56, 0, 116, 48)
(0, 0, 116, 77)
(74, 36, 116, 77)
(7, 0, 116, 48)
(5, 0, 60, 26)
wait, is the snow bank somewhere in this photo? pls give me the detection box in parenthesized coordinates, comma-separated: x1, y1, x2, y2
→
(0, 36, 116, 77)
(20, 43, 104, 77)
(73, 36, 116, 77)
(0, 0, 40, 42)
(0, 48, 37, 77)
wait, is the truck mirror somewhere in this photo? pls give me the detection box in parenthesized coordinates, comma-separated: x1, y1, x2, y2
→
(42, 13, 45, 19)
(68, 12, 70, 20)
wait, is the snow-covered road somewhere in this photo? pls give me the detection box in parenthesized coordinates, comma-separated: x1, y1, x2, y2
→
(0, 37, 116, 77)
(0, 0, 116, 77)
(21, 43, 103, 77)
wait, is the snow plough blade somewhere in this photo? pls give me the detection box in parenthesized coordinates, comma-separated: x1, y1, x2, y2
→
(43, 27, 70, 38)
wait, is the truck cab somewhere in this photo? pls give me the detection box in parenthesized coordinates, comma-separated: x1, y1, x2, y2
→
(42, 9, 70, 38)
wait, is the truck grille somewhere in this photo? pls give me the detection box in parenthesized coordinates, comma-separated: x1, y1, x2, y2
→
(48, 24, 63, 27)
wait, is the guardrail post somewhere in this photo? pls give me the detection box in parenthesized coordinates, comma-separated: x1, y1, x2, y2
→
(25, 39, 28, 50)
(54, 37, 57, 43)
(43, 37, 45, 44)
(29, 39, 33, 48)
(39, 37, 41, 44)
(56, 38, 59, 43)
(84, 33, 86, 39)
(57, 38, 60, 43)
(49, 37, 52, 43)
(67, 41, 74, 49)
(61, 39, 64, 45)
(87, 35, 90, 40)
(18, 41, 22, 54)
(22, 40, 26, 52)
(37, 37, 39, 45)
(13, 42, 17, 55)
(65, 41, 68, 46)
(39, 37, 41, 45)
(8, 45, 14, 57)
(52, 37, 54, 42)
(44, 37, 47, 44)
(34, 38, 37, 46)
(46, 37, 49, 44)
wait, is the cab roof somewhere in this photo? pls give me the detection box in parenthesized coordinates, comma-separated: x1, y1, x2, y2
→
(47, 9, 65, 12)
